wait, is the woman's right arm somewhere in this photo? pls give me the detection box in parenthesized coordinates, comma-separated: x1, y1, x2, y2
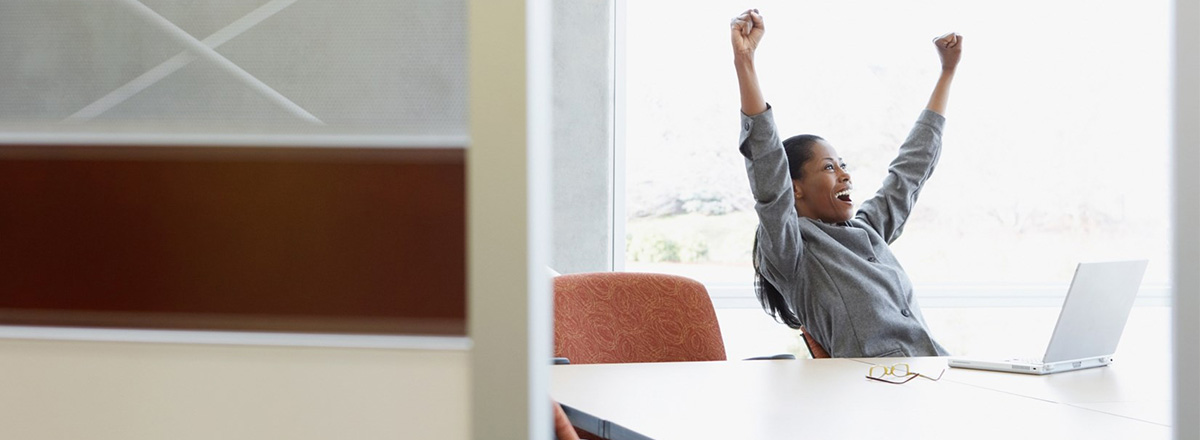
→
(732, 9, 767, 116)
(733, 10, 802, 290)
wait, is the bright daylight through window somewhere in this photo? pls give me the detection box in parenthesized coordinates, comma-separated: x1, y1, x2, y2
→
(623, 1, 1170, 306)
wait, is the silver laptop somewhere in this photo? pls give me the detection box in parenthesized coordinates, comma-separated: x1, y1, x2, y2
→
(948, 260, 1148, 375)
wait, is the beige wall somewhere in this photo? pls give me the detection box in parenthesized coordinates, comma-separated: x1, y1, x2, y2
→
(0, 339, 468, 440)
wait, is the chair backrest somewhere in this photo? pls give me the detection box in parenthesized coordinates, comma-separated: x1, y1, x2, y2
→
(800, 325, 831, 359)
(553, 272, 726, 364)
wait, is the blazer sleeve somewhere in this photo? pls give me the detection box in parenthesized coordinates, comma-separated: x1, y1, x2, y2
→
(740, 106, 803, 291)
(855, 109, 945, 244)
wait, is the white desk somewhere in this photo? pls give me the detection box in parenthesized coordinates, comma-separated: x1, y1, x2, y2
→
(552, 357, 1171, 439)
(926, 357, 1171, 425)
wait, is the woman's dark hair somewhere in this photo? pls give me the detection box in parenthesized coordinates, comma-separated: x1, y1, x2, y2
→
(782, 134, 823, 180)
(752, 134, 824, 329)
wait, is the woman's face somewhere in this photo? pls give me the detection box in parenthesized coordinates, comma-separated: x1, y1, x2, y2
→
(793, 139, 854, 223)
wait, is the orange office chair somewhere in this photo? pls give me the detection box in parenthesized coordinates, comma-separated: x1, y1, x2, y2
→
(800, 325, 831, 359)
(553, 272, 727, 364)
(553, 272, 796, 439)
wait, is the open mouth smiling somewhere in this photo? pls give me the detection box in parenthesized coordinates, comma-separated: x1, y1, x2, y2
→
(835, 188, 852, 203)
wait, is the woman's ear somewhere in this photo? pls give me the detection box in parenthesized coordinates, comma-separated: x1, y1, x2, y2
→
(791, 179, 804, 200)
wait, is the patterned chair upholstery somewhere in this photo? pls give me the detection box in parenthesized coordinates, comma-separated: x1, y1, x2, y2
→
(553, 272, 727, 364)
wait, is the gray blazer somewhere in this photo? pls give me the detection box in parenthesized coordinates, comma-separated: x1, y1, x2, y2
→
(740, 107, 949, 357)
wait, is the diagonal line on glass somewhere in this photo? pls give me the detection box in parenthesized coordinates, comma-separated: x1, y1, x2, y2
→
(66, 0, 299, 122)
(66, 0, 322, 124)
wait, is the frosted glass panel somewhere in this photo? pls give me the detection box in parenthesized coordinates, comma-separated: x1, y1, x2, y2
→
(0, 0, 466, 138)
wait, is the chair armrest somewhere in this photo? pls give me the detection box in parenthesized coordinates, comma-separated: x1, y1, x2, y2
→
(742, 353, 796, 361)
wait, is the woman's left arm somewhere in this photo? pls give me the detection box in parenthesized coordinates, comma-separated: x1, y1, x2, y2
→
(926, 33, 962, 115)
(855, 33, 962, 242)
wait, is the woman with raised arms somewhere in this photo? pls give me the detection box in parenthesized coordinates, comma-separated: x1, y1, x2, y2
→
(732, 8, 962, 357)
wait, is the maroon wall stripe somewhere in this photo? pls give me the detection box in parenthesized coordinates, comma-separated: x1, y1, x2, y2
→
(0, 146, 465, 335)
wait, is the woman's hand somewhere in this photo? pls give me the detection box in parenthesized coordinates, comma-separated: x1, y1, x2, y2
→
(926, 32, 962, 115)
(933, 32, 963, 72)
(731, 9, 765, 61)
(732, 9, 767, 115)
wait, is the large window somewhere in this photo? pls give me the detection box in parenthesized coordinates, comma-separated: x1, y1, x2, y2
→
(623, 0, 1170, 308)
